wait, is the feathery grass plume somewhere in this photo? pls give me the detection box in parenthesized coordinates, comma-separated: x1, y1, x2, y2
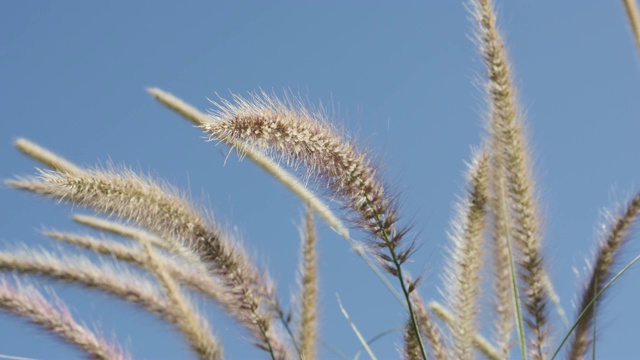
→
(1, 246, 224, 358)
(200, 90, 426, 358)
(72, 214, 203, 271)
(472, 0, 550, 357)
(139, 234, 223, 360)
(428, 302, 501, 360)
(0, 249, 172, 321)
(149, 87, 406, 311)
(15, 138, 202, 271)
(147, 88, 349, 240)
(297, 206, 318, 360)
(201, 91, 394, 250)
(567, 190, 640, 359)
(485, 139, 516, 357)
(0, 278, 128, 360)
(409, 293, 447, 360)
(15, 138, 85, 176)
(7, 169, 290, 359)
(487, 186, 516, 358)
(441, 149, 488, 360)
(42, 231, 231, 306)
(623, 0, 640, 56)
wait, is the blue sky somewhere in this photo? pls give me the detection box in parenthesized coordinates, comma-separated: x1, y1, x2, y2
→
(2, 1, 640, 359)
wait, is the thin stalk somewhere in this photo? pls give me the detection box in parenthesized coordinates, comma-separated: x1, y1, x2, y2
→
(544, 272, 569, 328)
(336, 295, 377, 360)
(498, 177, 527, 360)
(276, 313, 303, 359)
(0, 354, 37, 360)
(412, 294, 447, 360)
(590, 291, 597, 360)
(319, 339, 350, 360)
(354, 326, 403, 360)
(364, 195, 426, 360)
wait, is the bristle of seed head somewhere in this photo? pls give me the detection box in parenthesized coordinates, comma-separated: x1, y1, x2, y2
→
(9, 167, 290, 358)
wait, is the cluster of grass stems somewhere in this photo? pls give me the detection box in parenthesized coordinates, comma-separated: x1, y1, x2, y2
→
(4, 1, 640, 359)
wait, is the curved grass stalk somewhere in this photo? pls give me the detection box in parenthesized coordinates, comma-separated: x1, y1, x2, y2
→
(441, 149, 488, 360)
(319, 339, 350, 360)
(336, 294, 377, 360)
(0, 354, 37, 360)
(544, 272, 569, 328)
(356, 326, 403, 360)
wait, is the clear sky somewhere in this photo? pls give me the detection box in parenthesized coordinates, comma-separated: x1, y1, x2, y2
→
(2, 1, 640, 359)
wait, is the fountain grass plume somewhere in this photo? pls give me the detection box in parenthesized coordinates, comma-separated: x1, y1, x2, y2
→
(4, 1, 640, 359)
(441, 149, 489, 360)
(472, 0, 549, 358)
(7, 166, 290, 359)
(201, 89, 426, 358)
(0, 278, 128, 360)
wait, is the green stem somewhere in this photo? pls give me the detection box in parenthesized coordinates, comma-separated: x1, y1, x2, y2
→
(275, 308, 303, 360)
(364, 195, 428, 360)
(498, 177, 528, 360)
